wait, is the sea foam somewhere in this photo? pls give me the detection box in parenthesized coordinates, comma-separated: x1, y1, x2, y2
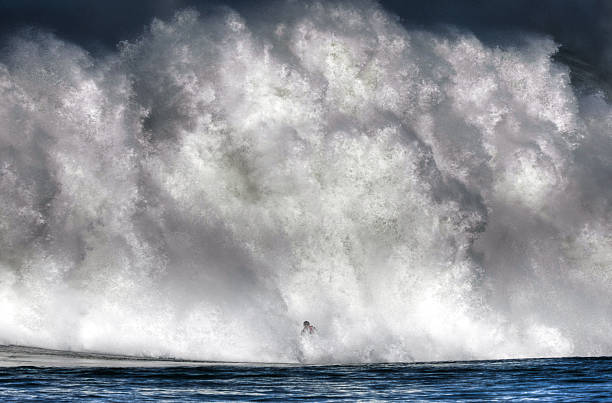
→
(0, 1, 610, 363)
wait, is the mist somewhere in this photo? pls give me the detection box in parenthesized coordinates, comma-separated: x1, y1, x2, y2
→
(0, 1, 610, 363)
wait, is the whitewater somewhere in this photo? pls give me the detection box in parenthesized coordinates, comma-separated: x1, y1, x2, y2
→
(0, 1, 610, 364)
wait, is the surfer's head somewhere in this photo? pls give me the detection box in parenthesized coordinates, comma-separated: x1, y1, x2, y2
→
(303, 321, 310, 327)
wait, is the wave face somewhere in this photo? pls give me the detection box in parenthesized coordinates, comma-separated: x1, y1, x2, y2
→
(0, 1, 611, 363)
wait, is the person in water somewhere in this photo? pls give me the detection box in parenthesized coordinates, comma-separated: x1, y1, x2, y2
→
(301, 320, 317, 336)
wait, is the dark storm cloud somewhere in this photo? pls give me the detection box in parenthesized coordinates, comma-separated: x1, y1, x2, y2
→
(0, 0, 609, 51)
(0, 0, 184, 53)
(382, 0, 612, 92)
(2, 0, 611, 89)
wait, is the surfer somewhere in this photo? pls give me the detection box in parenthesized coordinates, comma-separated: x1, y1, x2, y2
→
(301, 320, 317, 336)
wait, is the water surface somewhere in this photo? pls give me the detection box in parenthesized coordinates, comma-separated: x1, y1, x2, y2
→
(1, 347, 610, 401)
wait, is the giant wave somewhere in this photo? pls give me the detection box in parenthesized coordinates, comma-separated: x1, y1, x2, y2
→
(0, 1, 610, 363)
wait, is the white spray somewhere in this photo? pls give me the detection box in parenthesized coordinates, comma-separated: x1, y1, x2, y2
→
(0, 1, 610, 363)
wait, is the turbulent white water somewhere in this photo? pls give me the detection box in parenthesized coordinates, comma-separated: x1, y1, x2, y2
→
(0, 1, 611, 363)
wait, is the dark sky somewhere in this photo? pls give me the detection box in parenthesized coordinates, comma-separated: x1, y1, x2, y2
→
(0, 0, 610, 87)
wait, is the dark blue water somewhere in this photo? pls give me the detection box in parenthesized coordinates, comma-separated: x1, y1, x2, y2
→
(1, 357, 611, 401)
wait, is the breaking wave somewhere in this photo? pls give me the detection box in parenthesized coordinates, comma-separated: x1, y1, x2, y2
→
(0, 1, 611, 363)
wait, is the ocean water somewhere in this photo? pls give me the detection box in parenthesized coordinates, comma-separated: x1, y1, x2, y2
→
(1, 352, 611, 401)
(1, 0, 612, 390)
